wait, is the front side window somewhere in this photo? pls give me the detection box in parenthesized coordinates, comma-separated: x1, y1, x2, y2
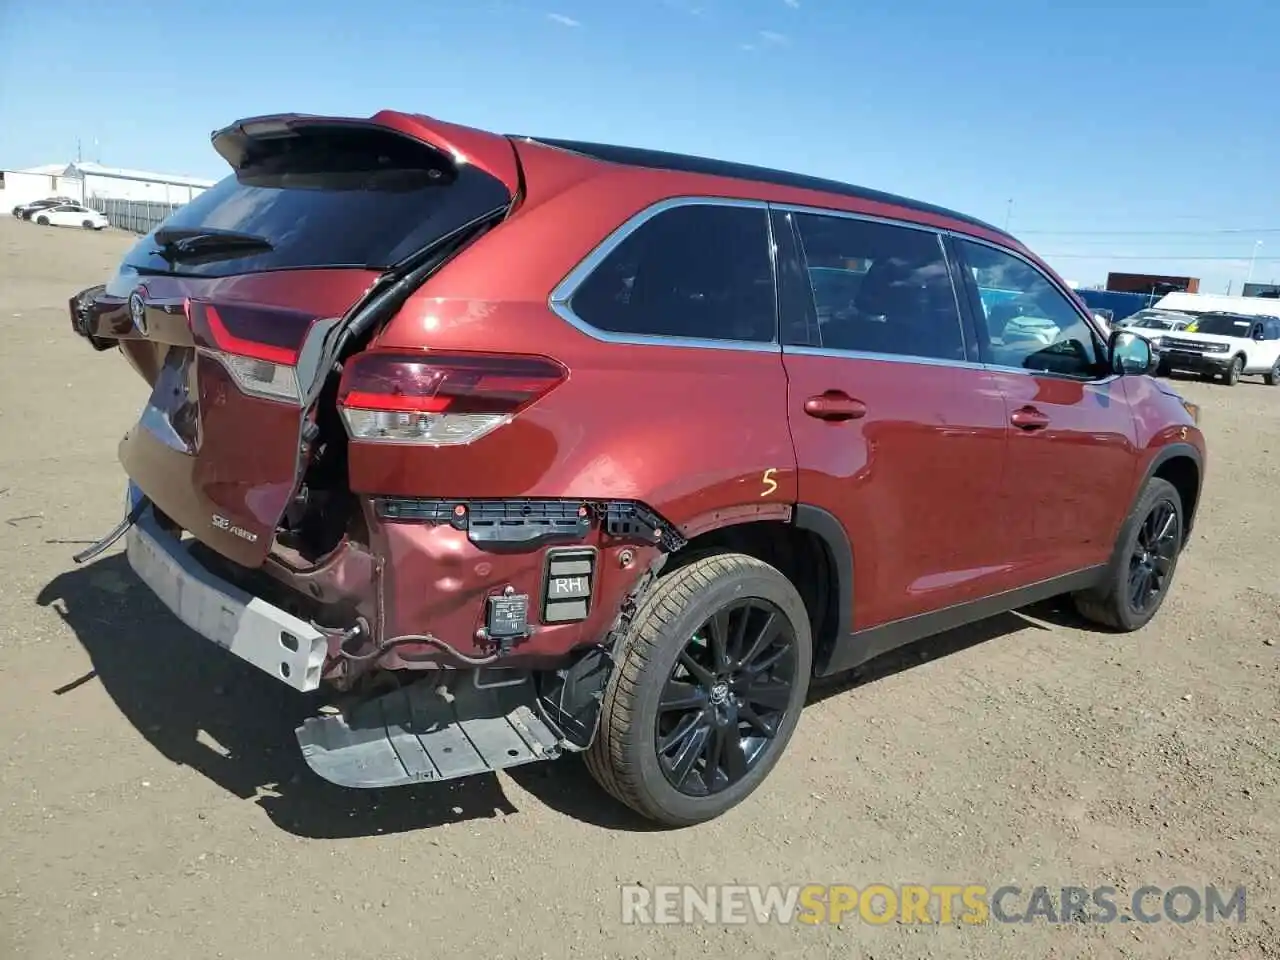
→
(957, 239, 1102, 378)
(790, 213, 965, 361)
(567, 203, 776, 343)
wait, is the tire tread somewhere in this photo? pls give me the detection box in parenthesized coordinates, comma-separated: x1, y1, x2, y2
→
(584, 553, 796, 823)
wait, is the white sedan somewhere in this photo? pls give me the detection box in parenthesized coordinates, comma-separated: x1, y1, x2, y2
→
(31, 204, 110, 230)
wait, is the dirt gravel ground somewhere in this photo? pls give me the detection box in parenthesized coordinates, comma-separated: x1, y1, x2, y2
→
(1, 215, 1279, 960)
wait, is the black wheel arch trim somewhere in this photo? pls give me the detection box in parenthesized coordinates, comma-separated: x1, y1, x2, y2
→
(1137, 441, 1203, 539)
(791, 503, 853, 676)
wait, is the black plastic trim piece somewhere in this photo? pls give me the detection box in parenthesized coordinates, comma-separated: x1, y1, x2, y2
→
(597, 501, 687, 552)
(533, 646, 613, 750)
(372, 496, 687, 552)
(792, 504, 854, 676)
(1135, 441, 1204, 541)
(819, 565, 1107, 678)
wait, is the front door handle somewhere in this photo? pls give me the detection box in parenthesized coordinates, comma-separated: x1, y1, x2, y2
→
(804, 391, 867, 421)
(1010, 405, 1050, 431)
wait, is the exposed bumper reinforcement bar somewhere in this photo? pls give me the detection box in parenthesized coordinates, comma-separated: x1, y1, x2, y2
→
(296, 670, 562, 788)
(122, 485, 330, 692)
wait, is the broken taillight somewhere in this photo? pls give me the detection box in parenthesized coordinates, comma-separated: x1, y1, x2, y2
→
(337, 350, 567, 446)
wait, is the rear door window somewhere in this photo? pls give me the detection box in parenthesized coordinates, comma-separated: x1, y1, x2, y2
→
(785, 212, 967, 362)
(121, 125, 512, 278)
(565, 202, 776, 343)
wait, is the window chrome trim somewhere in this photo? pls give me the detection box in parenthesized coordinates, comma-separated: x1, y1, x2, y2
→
(547, 195, 781, 354)
(785, 345, 1123, 384)
(784, 344, 987, 372)
(768, 201, 949, 235)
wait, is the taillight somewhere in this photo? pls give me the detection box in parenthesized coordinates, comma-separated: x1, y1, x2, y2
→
(189, 301, 306, 404)
(338, 351, 567, 446)
(213, 353, 301, 403)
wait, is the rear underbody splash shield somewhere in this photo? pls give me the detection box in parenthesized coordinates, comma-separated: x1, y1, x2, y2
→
(296, 669, 563, 788)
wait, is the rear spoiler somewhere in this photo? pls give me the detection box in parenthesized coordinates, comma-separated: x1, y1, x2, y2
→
(210, 110, 521, 196)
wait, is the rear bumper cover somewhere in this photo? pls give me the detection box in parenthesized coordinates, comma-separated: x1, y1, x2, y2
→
(124, 484, 329, 692)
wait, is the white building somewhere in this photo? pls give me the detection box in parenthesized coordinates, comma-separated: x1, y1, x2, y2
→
(1, 161, 215, 210)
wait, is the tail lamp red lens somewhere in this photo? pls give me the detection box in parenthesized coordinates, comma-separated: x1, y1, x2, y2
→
(337, 351, 567, 445)
(188, 300, 309, 404)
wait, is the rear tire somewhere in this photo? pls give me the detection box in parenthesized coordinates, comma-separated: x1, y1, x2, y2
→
(1073, 476, 1184, 632)
(1225, 355, 1244, 385)
(81, 220, 94, 229)
(1265, 359, 1280, 386)
(585, 553, 812, 827)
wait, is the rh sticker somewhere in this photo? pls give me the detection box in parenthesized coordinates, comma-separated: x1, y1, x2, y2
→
(760, 468, 778, 498)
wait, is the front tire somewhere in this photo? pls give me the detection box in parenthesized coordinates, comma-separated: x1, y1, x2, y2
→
(1073, 476, 1184, 631)
(585, 553, 812, 827)
(35, 215, 49, 225)
(1225, 355, 1244, 385)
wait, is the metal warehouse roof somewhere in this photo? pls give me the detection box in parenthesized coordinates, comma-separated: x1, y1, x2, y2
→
(60, 162, 216, 189)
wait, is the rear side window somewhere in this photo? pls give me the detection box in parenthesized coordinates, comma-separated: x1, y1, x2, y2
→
(121, 125, 511, 278)
(789, 213, 966, 362)
(565, 203, 776, 343)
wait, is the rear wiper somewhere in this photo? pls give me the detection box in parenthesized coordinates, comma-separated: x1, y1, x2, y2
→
(149, 226, 274, 265)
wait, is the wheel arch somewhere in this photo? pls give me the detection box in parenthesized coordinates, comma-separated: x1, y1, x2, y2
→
(671, 503, 853, 678)
(1141, 442, 1203, 544)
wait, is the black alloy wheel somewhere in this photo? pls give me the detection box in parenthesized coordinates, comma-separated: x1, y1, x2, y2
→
(655, 598, 798, 797)
(1126, 496, 1181, 617)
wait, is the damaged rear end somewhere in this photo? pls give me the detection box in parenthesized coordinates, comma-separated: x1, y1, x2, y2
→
(69, 111, 613, 786)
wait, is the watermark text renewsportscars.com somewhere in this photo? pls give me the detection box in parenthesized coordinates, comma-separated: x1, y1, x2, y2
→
(620, 884, 1246, 926)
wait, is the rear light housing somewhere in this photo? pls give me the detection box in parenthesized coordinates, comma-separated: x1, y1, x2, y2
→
(188, 301, 307, 404)
(337, 350, 567, 446)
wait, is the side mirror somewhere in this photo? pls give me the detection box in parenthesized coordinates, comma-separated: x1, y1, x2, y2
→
(1109, 329, 1155, 376)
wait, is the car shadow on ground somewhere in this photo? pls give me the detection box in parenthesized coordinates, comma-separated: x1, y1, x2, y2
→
(36, 553, 1095, 837)
(36, 553, 519, 840)
(510, 599, 1088, 830)
(804, 600, 1078, 706)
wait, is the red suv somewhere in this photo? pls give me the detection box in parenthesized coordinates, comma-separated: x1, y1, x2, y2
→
(69, 111, 1206, 827)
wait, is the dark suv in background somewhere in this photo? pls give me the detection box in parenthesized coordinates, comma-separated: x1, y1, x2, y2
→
(68, 110, 1206, 827)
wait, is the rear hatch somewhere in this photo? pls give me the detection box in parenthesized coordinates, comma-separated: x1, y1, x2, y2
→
(80, 113, 516, 566)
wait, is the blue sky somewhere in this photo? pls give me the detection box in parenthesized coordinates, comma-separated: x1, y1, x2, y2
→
(3, 0, 1279, 292)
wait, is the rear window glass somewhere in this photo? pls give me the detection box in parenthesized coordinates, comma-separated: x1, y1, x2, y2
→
(122, 126, 511, 277)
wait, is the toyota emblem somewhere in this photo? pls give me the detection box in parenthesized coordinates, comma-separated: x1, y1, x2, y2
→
(128, 291, 147, 335)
